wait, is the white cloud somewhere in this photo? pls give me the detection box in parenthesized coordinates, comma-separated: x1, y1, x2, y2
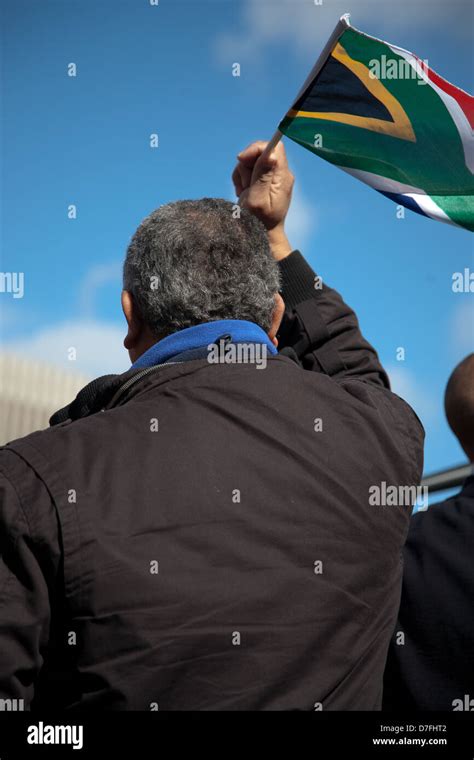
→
(5, 320, 130, 378)
(285, 183, 317, 250)
(386, 364, 438, 428)
(0, 301, 31, 331)
(214, 0, 471, 65)
(2, 258, 130, 378)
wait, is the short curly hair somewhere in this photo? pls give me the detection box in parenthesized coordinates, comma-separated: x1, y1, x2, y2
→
(123, 198, 280, 337)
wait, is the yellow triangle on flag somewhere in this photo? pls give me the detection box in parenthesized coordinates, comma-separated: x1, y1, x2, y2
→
(287, 42, 416, 143)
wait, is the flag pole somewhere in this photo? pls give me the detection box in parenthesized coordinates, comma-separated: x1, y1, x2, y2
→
(262, 129, 284, 156)
(261, 13, 351, 160)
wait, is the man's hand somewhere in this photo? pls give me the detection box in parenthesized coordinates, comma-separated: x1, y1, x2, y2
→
(232, 140, 294, 261)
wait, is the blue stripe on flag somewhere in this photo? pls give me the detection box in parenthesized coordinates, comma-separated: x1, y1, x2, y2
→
(379, 191, 430, 218)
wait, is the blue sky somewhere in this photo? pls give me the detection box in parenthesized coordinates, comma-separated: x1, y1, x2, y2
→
(1, 0, 473, 482)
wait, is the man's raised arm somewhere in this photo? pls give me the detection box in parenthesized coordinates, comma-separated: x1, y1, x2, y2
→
(233, 140, 389, 388)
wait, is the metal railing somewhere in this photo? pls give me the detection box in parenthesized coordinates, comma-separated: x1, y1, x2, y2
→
(421, 463, 473, 493)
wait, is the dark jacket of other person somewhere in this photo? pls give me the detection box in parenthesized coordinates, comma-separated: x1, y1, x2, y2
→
(384, 475, 474, 711)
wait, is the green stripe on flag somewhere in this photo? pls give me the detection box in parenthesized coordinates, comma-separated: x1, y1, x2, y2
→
(432, 195, 474, 232)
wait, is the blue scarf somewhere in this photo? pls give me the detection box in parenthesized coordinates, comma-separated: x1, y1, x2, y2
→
(131, 319, 277, 369)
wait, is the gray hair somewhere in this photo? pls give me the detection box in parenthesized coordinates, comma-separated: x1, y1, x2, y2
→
(123, 198, 280, 336)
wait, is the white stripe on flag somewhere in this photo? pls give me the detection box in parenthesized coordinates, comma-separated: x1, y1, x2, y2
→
(405, 193, 461, 227)
(340, 166, 424, 194)
(339, 165, 460, 227)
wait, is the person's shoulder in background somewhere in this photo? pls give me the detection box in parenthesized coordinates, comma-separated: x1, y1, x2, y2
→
(383, 476, 474, 711)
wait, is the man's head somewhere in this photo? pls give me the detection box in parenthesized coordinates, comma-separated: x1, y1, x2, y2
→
(445, 353, 474, 462)
(122, 198, 283, 362)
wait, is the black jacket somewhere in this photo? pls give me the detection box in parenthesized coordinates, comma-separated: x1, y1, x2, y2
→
(383, 475, 474, 711)
(0, 250, 424, 711)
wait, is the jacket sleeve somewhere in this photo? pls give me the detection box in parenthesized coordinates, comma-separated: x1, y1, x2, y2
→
(0, 449, 60, 709)
(277, 250, 390, 388)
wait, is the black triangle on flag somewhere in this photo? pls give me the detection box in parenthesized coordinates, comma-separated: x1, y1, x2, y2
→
(293, 54, 394, 123)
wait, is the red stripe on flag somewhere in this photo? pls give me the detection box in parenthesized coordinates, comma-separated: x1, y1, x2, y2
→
(425, 65, 474, 129)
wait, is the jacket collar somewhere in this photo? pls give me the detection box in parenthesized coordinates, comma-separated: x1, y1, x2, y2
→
(50, 320, 281, 427)
(131, 319, 277, 369)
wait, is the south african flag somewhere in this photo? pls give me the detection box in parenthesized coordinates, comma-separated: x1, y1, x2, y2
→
(279, 15, 474, 231)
